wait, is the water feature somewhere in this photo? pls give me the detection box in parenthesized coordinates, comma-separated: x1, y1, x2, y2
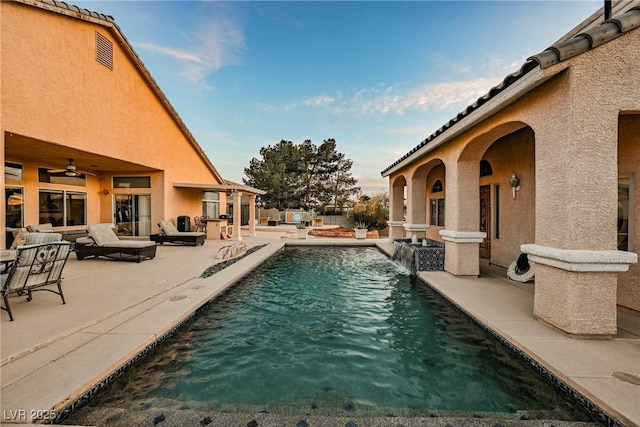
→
(63, 246, 594, 424)
(392, 237, 445, 274)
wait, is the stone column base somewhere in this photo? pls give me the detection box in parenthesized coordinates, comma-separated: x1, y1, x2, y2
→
(387, 221, 405, 242)
(439, 230, 486, 277)
(403, 223, 429, 239)
(522, 244, 637, 337)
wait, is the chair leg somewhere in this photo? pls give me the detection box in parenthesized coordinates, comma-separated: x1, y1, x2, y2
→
(2, 294, 14, 321)
(57, 280, 66, 305)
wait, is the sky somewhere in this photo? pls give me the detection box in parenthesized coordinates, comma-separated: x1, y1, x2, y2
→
(77, 0, 602, 194)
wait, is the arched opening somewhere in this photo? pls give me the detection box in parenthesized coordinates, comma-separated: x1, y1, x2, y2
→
(617, 112, 640, 312)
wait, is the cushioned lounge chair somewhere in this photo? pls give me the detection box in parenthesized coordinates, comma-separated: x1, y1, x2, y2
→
(75, 223, 157, 262)
(150, 220, 206, 246)
(1, 240, 72, 321)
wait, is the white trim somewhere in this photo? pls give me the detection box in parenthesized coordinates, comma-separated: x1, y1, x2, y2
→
(387, 220, 405, 227)
(439, 230, 487, 243)
(521, 244, 638, 272)
(403, 223, 429, 232)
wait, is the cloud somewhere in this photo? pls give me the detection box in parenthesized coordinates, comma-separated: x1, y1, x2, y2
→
(134, 6, 247, 89)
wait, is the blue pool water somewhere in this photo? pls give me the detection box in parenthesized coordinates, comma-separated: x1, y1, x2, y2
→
(75, 247, 592, 420)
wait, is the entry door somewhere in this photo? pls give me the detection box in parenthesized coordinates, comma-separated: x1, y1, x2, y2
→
(114, 194, 151, 236)
(479, 185, 491, 259)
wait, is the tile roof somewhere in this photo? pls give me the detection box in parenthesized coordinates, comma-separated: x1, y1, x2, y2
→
(381, 5, 640, 177)
(36, 0, 115, 22)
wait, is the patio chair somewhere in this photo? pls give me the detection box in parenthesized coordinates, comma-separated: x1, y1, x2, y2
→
(194, 216, 208, 233)
(75, 223, 157, 262)
(1, 241, 72, 321)
(150, 220, 206, 246)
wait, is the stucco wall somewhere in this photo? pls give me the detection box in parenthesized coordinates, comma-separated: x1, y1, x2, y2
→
(1, 2, 223, 233)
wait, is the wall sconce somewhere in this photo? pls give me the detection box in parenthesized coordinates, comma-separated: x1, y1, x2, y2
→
(509, 173, 520, 199)
(102, 189, 109, 196)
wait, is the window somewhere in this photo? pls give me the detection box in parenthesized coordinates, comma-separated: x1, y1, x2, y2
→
(618, 175, 634, 251)
(480, 160, 493, 177)
(113, 176, 151, 188)
(5, 187, 24, 228)
(39, 190, 86, 227)
(432, 179, 443, 193)
(5, 162, 23, 181)
(430, 198, 445, 227)
(38, 168, 86, 186)
(202, 191, 220, 219)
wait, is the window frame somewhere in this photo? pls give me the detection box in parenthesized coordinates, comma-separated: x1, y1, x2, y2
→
(38, 189, 87, 227)
(618, 174, 634, 251)
(430, 197, 445, 227)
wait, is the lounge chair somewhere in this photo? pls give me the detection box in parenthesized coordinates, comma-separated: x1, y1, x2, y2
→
(1, 240, 72, 321)
(150, 220, 206, 246)
(75, 223, 157, 262)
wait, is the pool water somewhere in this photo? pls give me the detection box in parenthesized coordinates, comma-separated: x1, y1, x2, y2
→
(72, 247, 593, 420)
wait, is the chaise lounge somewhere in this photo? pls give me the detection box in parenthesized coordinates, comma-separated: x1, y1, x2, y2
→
(75, 223, 157, 262)
(150, 220, 206, 246)
(1, 239, 72, 321)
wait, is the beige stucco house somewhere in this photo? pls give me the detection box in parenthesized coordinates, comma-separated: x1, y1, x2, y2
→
(382, 2, 639, 337)
(1, 0, 264, 249)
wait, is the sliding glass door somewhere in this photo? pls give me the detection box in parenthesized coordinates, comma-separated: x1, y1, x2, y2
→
(114, 194, 151, 236)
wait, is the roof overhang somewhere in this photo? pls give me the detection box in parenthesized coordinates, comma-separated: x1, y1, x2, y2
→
(173, 182, 266, 196)
(381, 66, 556, 178)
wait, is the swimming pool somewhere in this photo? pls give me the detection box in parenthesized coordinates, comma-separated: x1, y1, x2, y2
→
(65, 246, 594, 422)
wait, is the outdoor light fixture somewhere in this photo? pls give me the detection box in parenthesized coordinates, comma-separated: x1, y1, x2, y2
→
(510, 173, 521, 199)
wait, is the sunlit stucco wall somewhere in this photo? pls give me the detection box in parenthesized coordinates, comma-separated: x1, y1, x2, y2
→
(1, 2, 223, 233)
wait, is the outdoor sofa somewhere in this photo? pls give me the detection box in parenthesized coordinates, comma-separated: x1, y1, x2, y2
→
(75, 223, 157, 262)
(1, 235, 72, 321)
(150, 220, 206, 246)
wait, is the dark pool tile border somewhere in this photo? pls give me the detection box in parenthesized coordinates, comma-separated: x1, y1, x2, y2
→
(50, 310, 197, 424)
(422, 279, 620, 427)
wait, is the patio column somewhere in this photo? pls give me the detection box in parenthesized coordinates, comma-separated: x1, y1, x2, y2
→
(404, 174, 429, 239)
(248, 194, 256, 237)
(439, 161, 486, 277)
(527, 111, 637, 336)
(231, 191, 242, 241)
(387, 177, 406, 242)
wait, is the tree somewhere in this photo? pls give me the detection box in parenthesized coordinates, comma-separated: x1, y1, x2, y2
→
(243, 139, 360, 210)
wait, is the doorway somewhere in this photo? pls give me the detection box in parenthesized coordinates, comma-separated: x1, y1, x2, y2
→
(114, 194, 151, 236)
(479, 185, 491, 259)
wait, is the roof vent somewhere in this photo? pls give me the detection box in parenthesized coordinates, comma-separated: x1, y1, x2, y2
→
(95, 32, 113, 70)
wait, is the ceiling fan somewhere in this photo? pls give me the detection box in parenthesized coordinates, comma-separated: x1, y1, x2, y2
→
(47, 158, 96, 177)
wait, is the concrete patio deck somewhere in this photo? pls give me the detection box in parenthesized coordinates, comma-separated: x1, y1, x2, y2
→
(1, 227, 638, 426)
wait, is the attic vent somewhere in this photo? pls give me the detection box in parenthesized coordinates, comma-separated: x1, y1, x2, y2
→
(95, 32, 113, 70)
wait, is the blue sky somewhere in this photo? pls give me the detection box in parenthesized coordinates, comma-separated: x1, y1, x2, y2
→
(78, 0, 601, 194)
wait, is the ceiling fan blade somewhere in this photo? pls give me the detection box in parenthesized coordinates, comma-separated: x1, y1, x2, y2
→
(77, 170, 97, 176)
(47, 169, 67, 173)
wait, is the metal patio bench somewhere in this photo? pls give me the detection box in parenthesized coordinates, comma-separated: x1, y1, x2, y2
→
(1, 241, 72, 321)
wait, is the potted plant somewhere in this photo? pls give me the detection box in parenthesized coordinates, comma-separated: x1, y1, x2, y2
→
(353, 221, 369, 239)
(296, 221, 309, 239)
